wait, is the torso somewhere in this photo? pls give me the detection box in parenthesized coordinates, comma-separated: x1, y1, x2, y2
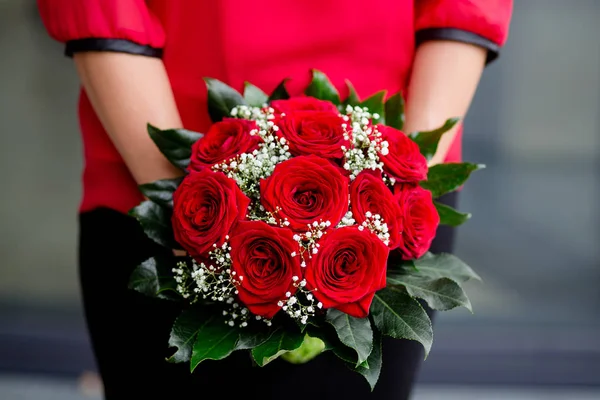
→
(78, 0, 461, 214)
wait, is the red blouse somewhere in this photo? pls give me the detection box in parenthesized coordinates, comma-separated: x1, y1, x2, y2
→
(37, 0, 512, 214)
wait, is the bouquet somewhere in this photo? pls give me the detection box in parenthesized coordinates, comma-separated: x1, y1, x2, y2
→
(128, 70, 482, 390)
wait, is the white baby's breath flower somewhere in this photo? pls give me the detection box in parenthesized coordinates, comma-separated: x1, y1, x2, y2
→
(338, 106, 391, 180)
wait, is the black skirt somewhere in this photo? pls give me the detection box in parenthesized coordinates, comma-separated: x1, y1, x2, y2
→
(78, 193, 457, 400)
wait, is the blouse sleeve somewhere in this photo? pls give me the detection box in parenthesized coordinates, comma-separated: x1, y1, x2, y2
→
(414, 0, 513, 64)
(37, 0, 166, 58)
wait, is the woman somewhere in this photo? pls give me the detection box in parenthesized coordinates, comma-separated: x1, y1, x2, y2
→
(37, 1, 512, 399)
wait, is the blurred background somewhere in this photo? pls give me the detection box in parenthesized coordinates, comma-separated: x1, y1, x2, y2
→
(1, 1, 599, 399)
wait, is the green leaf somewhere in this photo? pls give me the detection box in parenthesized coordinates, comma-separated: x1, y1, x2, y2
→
(306, 321, 381, 389)
(354, 328, 383, 391)
(204, 77, 247, 123)
(409, 118, 460, 160)
(403, 259, 418, 272)
(268, 78, 290, 101)
(243, 82, 269, 107)
(326, 309, 373, 367)
(411, 252, 481, 283)
(148, 124, 203, 170)
(435, 201, 471, 227)
(305, 69, 341, 105)
(384, 92, 405, 130)
(166, 308, 206, 363)
(235, 325, 275, 350)
(371, 287, 433, 357)
(421, 162, 485, 198)
(129, 200, 180, 249)
(387, 275, 472, 312)
(190, 316, 240, 371)
(138, 177, 183, 209)
(343, 79, 361, 107)
(128, 255, 179, 300)
(332, 343, 360, 365)
(304, 323, 360, 367)
(251, 328, 305, 367)
(360, 90, 386, 124)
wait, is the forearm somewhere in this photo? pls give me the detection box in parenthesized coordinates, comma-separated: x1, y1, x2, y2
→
(404, 41, 487, 165)
(74, 52, 184, 184)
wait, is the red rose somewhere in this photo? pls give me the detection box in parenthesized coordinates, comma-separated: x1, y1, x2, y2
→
(270, 97, 339, 114)
(377, 125, 428, 183)
(276, 111, 349, 160)
(394, 184, 440, 260)
(350, 170, 403, 249)
(260, 155, 349, 232)
(230, 221, 302, 319)
(172, 169, 250, 259)
(305, 226, 389, 318)
(188, 118, 261, 171)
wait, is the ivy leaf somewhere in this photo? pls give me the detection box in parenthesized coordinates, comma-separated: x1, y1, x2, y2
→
(138, 177, 183, 209)
(166, 308, 206, 363)
(371, 287, 433, 357)
(410, 253, 481, 283)
(360, 91, 386, 124)
(243, 82, 269, 107)
(354, 328, 383, 391)
(190, 316, 240, 371)
(387, 275, 472, 312)
(129, 201, 180, 249)
(305, 69, 341, 105)
(326, 309, 373, 367)
(435, 201, 471, 227)
(128, 255, 179, 300)
(268, 78, 291, 101)
(251, 328, 305, 367)
(343, 79, 361, 107)
(421, 162, 485, 198)
(409, 118, 460, 160)
(147, 124, 203, 170)
(384, 92, 405, 130)
(204, 77, 247, 123)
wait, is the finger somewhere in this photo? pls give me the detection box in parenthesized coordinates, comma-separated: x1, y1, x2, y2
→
(173, 249, 187, 257)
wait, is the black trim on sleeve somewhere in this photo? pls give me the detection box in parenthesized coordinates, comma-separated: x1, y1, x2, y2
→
(415, 28, 500, 65)
(65, 38, 163, 58)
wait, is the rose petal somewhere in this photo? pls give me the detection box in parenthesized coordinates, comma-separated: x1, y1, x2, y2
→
(230, 221, 302, 319)
(271, 97, 339, 114)
(306, 226, 389, 315)
(378, 124, 428, 183)
(172, 170, 250, 259)
(335, 293, 374, 319)
(260, 155, 349, 232)
(189, 118, 261, 171)
(395, 184, 440, 260)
